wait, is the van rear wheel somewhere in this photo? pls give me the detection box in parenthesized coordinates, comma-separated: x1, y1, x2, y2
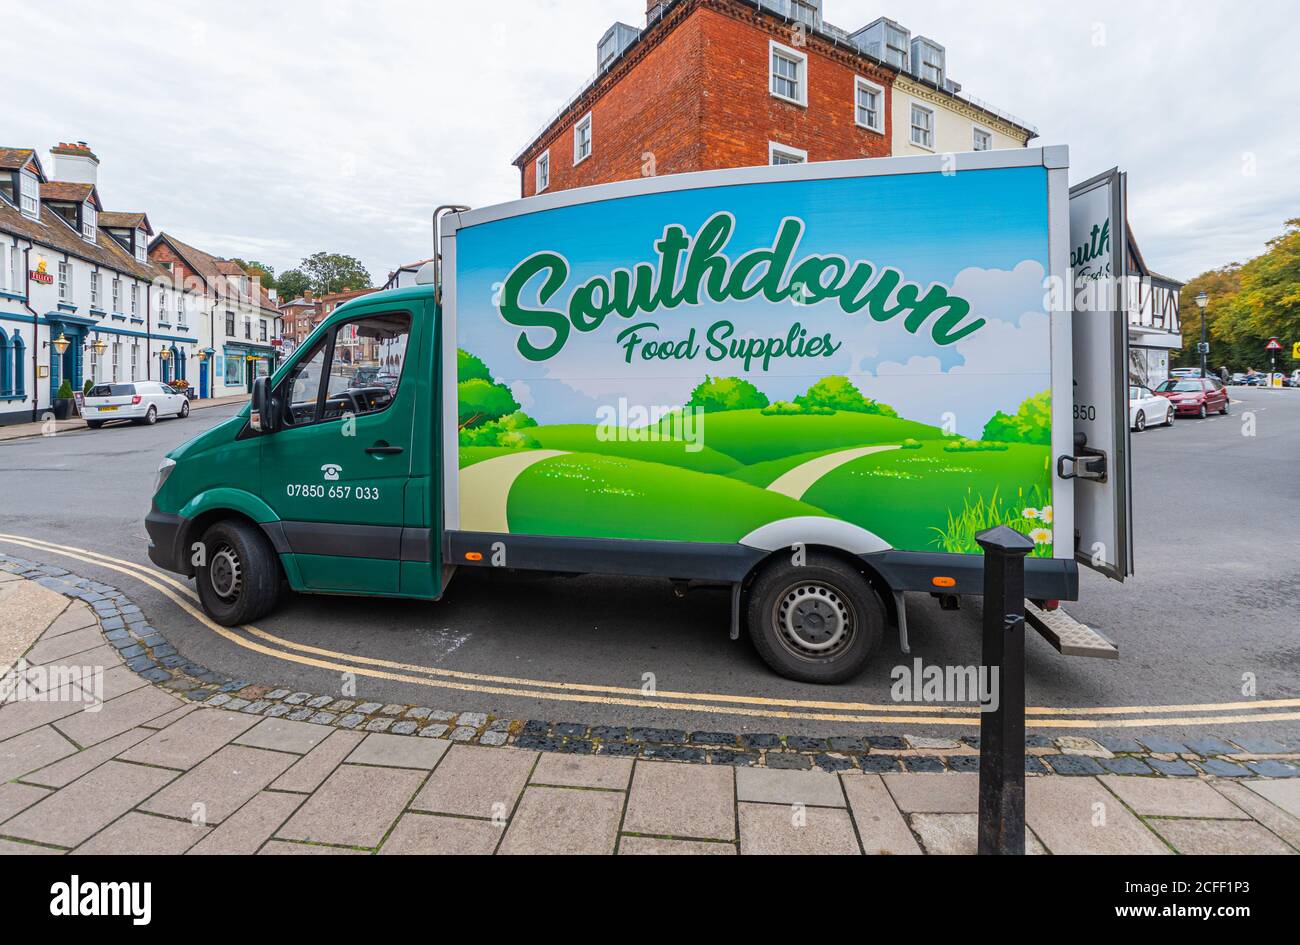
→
(745, 553, 884, 684)
(195, 519, 281, 626)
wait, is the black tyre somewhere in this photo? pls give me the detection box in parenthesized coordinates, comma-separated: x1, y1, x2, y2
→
(1220, 400, 1228, 415)
(86, 420, 104, 429)
(135, 405, 158, 426)
(195, 519, 281, 625)
(1198, 404, 1207, 419)
(745, 553, 885, 683)
(1134, 410, 1145, 432)
(179, 400, 190, 418)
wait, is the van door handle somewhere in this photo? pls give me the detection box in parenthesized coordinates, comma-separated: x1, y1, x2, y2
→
(365, 443, 404, 455)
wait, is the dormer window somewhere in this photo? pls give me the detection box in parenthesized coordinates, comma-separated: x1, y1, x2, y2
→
(81, 203, 97, 243)
(135, 229, 148, 262)
(19, 171, 40, 220)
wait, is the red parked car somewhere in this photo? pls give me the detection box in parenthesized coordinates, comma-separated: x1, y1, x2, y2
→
(1154, 376, 1229, 418)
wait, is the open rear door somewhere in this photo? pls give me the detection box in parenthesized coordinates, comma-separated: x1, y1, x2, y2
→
(1066, 168, 1132, 580)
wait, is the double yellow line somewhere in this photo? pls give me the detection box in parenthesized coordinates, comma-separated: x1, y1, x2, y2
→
(3, 531, 1298, 730)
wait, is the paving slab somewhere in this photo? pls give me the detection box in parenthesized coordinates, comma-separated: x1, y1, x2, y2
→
(910, 813, 1048, 855)
(37, 603, 99, 640)
(0, 782, 52, 822)
(23, 625, 103, 665)
(531, 752, 632, 790)
(883, 771, 978, 813)
(346, 731, 450, 769)
(1100, 774, 1248, 819)
(736, 766, 845, 807)
(619, 836, 736, 854)
(411, 744, 537, 819)
(234, 716, 333, 754)
(1026, 776, 1169, 855)
(499, 786, 623, 855)
(841, 773, 922, 855)
(139, 703, 200, 730)
(72, 811, 209, 855)
(0, 725, 77, 782)
(0, 759, 176, 848)
(259, 839, 367, 855)
(1243, 779, 1300, 818)
(119, 707, 259, 769)
(141, 744, 297, 824)
(278, 764, 425, 848)
(53, 685, 183, 747)
(0, 578, 69, 665)
(381, 812, 503, 854)
(1148, 817, 1296, 855)
(0, 696, 89, 742)
(0, 838, 62, 855)
(83, 664, 149, 702)
(22, 726, 152, 788)
(1210, 780, 1300, 849)
(623, 760, 735, 841)
(738, 801, 860, 855)
(270, 729, 366, 793)
(187, 791, 305, 855)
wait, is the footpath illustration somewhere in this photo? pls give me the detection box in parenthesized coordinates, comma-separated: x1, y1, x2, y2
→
(457, 350, 1054, 557)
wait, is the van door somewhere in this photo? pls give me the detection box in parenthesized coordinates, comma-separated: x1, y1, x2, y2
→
(1067, 168, 1132, 580)
(260, 307, 417, 594)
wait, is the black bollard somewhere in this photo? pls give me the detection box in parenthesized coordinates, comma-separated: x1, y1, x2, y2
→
(974, 525, 1034, 855)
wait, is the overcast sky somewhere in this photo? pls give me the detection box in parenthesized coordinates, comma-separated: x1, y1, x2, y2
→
(8, 0, 1294, 284)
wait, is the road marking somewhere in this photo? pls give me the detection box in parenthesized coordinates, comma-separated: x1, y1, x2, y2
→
(3, 532, 1299, 729)
(458, 450, 566, 533)
(766, 445, 900, 499)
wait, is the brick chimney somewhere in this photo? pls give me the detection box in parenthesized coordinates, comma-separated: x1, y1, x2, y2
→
(304, 290, 313, 301)
(49, 141, 99, 186)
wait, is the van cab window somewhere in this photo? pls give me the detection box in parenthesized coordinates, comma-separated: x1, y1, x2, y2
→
(278, 311, 411, 427)
(321, 313, 410, 421)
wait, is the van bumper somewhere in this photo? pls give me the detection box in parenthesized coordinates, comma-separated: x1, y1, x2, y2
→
(146, 505, 192, 576)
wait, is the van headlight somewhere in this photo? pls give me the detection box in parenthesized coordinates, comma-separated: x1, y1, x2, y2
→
(155, 457, 176, 494)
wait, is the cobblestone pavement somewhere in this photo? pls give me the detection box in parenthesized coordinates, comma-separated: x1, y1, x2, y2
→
(2, 563, 1299, 854)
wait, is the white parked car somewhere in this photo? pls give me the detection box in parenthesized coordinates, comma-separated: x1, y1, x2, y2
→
(1129, 383, 1173, 431)
(83, 381, 190, 428)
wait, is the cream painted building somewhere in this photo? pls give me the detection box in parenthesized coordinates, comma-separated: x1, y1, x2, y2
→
(891, 74, 1033, 157)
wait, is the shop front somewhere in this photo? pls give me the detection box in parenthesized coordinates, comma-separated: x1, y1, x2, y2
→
(219, 342, 276, 397)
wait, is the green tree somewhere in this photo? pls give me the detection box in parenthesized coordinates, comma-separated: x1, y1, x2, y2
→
(458, 378, 519, 429)
(794, 375, 898, 417)
(231, 258, 276, 284)
(685, 376, 770, 412)
(981, 390, 1051, 444)
(276, 269, 312, 302)
(299, 252, 374, 295)
(457, 348, 491, 383)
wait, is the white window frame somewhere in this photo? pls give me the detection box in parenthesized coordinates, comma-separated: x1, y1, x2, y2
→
(768, 141, 808, 165)
(111, 340, 120, 382)
(769, 40, 808, 107)
(535, 150, 550, 193)
(910, 102, 935, 150)
(19, 171, 39, 219)
(129, 343, 137, 381)
(112, 277, 121, 313)
(130, 283, 138, 316)
(972, 125, 993, 151)
(573, 113, 592, 166)
(90, 270, 100, 308)
(854, 76, 885, 133)
(135, 229, 148, 262)
(57, 260, 70, 302)
(81, 204, 97, 243)
(177, 291, 185, 325)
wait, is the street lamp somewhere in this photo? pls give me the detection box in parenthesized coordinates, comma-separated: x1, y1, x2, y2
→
(1195, 291, 1209, 378)
(90, 337, 107, 357)
(48, 332, 71, 355)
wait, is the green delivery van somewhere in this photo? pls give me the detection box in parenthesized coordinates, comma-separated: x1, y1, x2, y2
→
(147, 148, 1133, 682)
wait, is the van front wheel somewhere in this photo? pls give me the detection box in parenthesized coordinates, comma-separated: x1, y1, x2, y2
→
(195, 519, 281, 626)
(746, 554, 884, 684)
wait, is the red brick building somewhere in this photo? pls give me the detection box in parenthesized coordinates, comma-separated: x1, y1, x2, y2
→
(513, 0, 1034, 197)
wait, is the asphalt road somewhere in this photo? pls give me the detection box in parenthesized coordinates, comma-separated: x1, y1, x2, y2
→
(2, 389, 1298, 740)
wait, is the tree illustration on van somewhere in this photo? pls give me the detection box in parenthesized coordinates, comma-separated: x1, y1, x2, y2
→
(793, 375, 898, 417)
(981, 390, 1052, 444)
(685, 375, 770, 412)
(456, 348, 539, 448)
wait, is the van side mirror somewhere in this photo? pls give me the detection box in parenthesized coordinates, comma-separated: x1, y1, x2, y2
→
(250, 375, 278, 433)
